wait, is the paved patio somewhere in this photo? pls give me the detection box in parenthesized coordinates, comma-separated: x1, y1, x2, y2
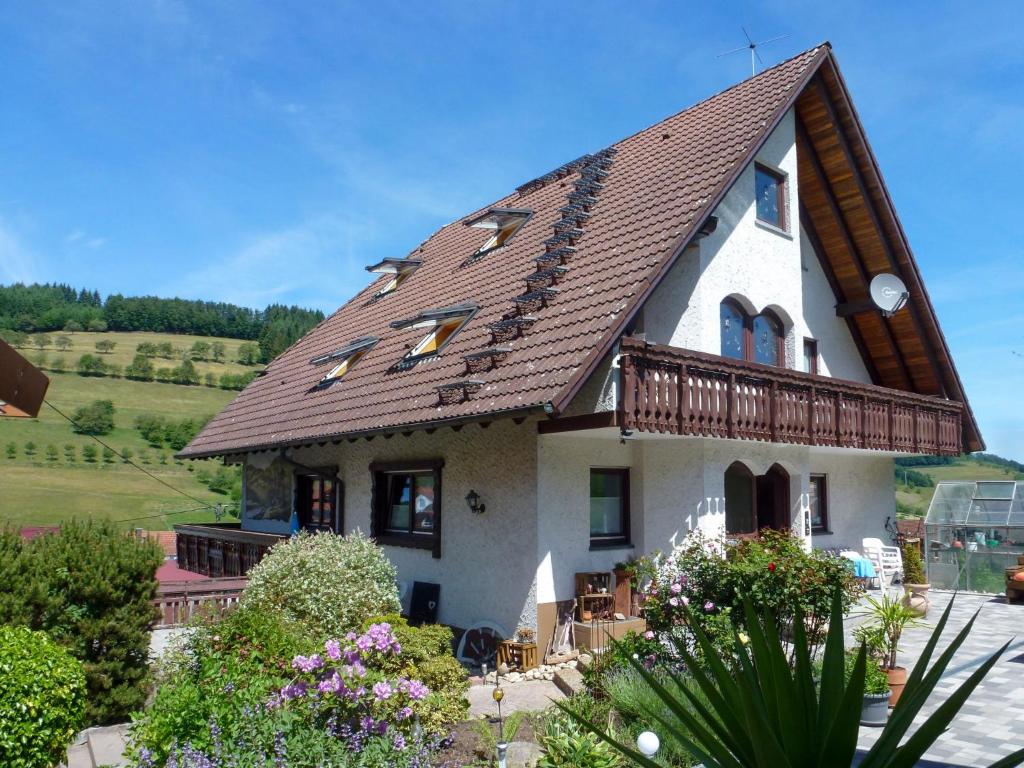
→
(850, 589, 1024, 766)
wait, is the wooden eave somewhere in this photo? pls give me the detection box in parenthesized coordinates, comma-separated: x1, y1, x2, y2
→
(794, 58, 983, 451)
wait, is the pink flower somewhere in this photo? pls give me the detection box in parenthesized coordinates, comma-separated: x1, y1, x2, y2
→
(681, 596, 690, 606)
(669, 597, 679, 607)
(703, 601, 715, 613)
(670, 583, 682, 595)
(644, 630, 655, 640)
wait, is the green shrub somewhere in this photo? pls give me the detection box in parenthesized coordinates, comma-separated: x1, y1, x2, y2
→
(70, 399, 115, 435)
(0, 625, 87, 768)
(537, 708, 622, 768)
(362, 614, 469, 734)
(0, 521, 163, 725)
(126, 605, 313, 765)
(902, 542, 927, 585)
(243, 530, 400, 638)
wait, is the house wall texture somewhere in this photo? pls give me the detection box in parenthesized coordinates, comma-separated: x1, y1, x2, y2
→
(642, 108, 871, 384)
(285, 420, 539, 635)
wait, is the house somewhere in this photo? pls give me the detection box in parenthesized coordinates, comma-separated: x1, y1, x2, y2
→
(177, 44, 981, 651)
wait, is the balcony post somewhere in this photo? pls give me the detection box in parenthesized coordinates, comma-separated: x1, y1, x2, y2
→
(770, 380, 778, 442)
(727, 373, 736, 439)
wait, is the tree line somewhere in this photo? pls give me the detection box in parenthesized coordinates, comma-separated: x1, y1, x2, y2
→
(0, 282, 324, 362)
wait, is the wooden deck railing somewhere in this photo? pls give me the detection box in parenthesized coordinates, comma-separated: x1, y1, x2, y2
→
(618, 338, 963, 455)
(153, 577, 248, 629)
(174, 523, 285, 578)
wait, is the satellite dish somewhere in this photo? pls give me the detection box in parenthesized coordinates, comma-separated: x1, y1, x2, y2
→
(869, 274, 909, 318)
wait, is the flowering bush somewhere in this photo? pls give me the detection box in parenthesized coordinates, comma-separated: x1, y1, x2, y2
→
(636, 529, 861, 664)
(0, 625, 87, 768)
(242, 530, 401, 639)
(141, 623, 445, 767)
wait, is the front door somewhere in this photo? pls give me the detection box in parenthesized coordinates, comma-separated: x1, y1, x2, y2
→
(755, 465, 790, 531)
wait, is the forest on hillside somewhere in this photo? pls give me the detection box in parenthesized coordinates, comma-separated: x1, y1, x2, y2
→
(0, 283, 324, 363)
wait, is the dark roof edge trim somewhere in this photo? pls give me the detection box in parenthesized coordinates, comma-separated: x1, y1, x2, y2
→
(550, 45, 832, 416)
(389, 301, 480, 330)
(309, 336, 380, 366)
(176, 402, 550, 461)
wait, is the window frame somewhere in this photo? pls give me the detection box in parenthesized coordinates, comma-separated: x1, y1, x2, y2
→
(294, 468, 342, 534)
(589, 467, 631, 549)
(370, 459, 443, 558)
(754, 163, 787, 231)
(808, 474, 829, 533)
(803, 337, 819, 375)
(719, 299, 785, 367)
(402, 310, 476, 365)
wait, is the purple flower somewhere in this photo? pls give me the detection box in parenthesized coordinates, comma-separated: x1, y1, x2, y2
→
(406, 679, 429, 701)
(291, 654, 323, 673)
(397, 706, 414, 720)
(325, 639, 342, 660)
(393, 733, 407, 751)
(372, 681, 393, 700)
(703, 600, 716, 613)
(279, 681, 307, 701)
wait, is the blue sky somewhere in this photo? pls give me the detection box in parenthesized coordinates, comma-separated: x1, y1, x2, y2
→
(1, 2, 1021, 459)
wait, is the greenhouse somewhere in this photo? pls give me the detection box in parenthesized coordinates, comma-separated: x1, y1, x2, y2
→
(923, 480, 1024, 592)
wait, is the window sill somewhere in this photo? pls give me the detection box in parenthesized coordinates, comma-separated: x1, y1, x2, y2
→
(589, 540, 633, 552)
(812, 529, 833, 536)
(376, 533, 437, 554)
(755, 218, 793, 240)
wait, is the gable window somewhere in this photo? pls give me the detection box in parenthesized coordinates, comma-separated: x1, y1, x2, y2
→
(755, 164, 786, 229)
(590, 468, 630, 548)
(464, 208, 531, 257)
(296, 471, 341, 533)
(719, 300, 785, 367)
(310, 336, 378, 386)
(808, 474, 828, 533)
(365, 258, 422, 299)
(371, 459, 443, 558)
(803, 338, 819, 375)
(390, 303, 477, 364)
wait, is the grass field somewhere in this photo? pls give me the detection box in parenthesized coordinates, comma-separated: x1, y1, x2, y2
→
(15, 330, 259, 379)
(896, 458, 1024, 517)
(0, 364, 240, 530)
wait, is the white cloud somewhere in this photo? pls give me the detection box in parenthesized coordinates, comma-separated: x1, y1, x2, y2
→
(0, 220, 37, 284)
(171, 213, 371, 311)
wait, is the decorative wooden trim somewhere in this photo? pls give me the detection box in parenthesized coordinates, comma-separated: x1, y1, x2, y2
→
(617, 338, 963, 455)
(537, 411, 619, 434)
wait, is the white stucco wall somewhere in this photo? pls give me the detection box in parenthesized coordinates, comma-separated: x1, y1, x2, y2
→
(640, 107, 871, 384)
(807, 449, 896, 551)
(282, 420, 539, 635)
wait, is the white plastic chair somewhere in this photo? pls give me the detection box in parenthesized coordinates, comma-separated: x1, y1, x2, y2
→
(862, 537, 903, 588)
(841, 549, 882, 589)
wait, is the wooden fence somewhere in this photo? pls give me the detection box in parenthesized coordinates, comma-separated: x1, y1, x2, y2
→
(153, 577, 248, 629)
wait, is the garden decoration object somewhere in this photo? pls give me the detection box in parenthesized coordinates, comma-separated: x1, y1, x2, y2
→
(857, 593, 923, 707)
(560, 592, 1024, 768)
(900, 543, 930, 617)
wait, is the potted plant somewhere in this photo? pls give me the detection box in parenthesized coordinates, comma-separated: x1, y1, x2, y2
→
(846, 649, 891, 726)
(901, 542, 930, 617)
(856, 594, 923, 707)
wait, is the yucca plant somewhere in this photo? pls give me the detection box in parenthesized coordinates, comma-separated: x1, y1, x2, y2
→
(560, 593, 1024, 768)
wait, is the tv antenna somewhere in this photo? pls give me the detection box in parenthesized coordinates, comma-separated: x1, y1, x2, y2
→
(717, 28, 789, 77)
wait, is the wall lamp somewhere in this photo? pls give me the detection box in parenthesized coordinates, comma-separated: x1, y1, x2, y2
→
(465, 489, 486, 515)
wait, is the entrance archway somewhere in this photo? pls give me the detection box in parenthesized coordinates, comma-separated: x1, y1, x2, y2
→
(724, 462, 790, 536)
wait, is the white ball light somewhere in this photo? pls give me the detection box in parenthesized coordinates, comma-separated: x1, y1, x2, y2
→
(636, 730, 660, 757)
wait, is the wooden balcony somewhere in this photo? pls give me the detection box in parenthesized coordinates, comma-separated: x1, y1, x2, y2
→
(618, 338, 964, 456)
(174, 523, 285, 578)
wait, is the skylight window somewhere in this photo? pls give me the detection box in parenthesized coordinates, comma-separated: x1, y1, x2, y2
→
(365, 258, 422, 298)
(390, 302, 478, 363)
(464, 208, 531, 256)
(310, 336, 378, 386)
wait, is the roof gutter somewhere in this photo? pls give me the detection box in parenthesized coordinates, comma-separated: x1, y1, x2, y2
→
(550, 45, 833, 416)
(177, 402, 552, 462)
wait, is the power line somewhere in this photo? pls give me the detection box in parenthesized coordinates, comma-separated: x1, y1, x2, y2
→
(118, 504, 214, 524)
(43, 399, 213, 508)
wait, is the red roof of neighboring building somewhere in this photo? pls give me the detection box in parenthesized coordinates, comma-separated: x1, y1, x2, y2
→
(179, 42, 980, 459)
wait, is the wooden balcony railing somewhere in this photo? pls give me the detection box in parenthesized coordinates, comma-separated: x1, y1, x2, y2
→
(174, 523, 285, 578)
(618, 338, 964, 456)
(153, 577, 247, 629)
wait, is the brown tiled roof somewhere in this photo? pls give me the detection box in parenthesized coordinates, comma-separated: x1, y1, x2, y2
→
(179, 44, 833, 459)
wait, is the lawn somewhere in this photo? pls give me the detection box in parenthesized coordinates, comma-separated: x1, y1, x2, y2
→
(0, 370, 237, 529)
(895, 458, 1023, 516)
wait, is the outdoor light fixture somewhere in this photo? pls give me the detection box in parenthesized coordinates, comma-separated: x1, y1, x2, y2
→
(466, 489, 486, 515)
(637, 731, 660, 757)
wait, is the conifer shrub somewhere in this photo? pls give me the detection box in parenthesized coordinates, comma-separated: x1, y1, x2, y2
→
(0, 625, 87, 768)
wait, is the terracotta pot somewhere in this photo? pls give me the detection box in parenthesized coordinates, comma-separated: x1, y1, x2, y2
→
(902, 583, 931, 617)
(885, 666, 907, 707)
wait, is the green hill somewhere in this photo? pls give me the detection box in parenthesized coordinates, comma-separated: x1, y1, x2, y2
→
(0, 332, 248, 530)
(895, 455, 1024, 518)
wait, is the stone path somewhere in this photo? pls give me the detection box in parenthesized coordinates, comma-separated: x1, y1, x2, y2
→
(851, 589, 1024, 766)
(63, 725, 130, 768)
(468, 679, 564, 718)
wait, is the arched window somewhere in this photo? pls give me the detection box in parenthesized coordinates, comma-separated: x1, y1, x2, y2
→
(725, 462, 755, 535)
(719, 299, 785, 368)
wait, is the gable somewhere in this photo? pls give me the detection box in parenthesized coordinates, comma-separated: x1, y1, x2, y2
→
(180, 43, 981, 460)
